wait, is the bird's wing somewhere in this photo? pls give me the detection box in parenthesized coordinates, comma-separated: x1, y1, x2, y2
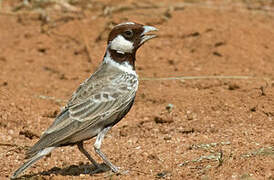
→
(26, 65, 138, 158)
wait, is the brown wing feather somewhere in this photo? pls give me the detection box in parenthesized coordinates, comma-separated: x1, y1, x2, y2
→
(26, 63, 138, 158)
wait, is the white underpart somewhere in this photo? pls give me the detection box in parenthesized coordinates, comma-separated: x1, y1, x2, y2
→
(104, 51, 137, 76)
(110, 35, 134, 54)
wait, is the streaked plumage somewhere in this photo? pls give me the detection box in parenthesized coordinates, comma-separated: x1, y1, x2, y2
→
(12, 22, 158, 179)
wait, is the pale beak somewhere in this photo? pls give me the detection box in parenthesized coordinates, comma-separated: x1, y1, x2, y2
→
(140, 25, 158, 45)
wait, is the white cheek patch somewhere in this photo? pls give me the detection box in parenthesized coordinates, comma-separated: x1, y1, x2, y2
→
(110, 35, 134, 54)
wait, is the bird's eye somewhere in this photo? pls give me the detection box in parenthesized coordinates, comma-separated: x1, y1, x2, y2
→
(123, 30, 133, 38)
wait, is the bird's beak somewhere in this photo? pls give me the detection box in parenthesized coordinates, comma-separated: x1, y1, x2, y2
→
(139, 25, 158, 45)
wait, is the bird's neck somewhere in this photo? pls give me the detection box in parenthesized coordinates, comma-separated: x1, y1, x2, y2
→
(103, 50, 137, 75)
(105, 48, 136, 69)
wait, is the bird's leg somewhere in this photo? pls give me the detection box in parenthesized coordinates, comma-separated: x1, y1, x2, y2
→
(94, 126, 119, 173)
(77, 141, 99, 169)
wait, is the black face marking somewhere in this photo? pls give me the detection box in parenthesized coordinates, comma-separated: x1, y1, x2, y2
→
(123, 29, 134, 40)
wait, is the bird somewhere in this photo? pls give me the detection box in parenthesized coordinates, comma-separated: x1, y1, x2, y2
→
(11, 22, 158, 179)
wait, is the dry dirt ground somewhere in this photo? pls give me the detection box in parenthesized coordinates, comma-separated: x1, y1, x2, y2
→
(0, 0, 274, 179)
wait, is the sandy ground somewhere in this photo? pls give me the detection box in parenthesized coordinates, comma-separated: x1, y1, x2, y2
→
(0, 0, 273, 179)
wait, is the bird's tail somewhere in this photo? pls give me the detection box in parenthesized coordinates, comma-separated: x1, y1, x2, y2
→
(11, 147, 55, 179)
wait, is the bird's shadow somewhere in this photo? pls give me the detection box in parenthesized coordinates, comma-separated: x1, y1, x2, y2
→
(16, 163, 110, 179)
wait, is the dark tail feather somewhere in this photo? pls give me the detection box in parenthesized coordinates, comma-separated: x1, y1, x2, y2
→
(11, 147, 55, 179)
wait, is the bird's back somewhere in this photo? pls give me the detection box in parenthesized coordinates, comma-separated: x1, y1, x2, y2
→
(26, 62, 138, 159)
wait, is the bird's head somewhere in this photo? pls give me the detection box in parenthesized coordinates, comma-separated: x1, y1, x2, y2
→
(105, 22, 158, 68)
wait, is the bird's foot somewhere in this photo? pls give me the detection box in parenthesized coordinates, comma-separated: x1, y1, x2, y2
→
(109, 165, 129, 175)
(89, 163, 110, 174)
